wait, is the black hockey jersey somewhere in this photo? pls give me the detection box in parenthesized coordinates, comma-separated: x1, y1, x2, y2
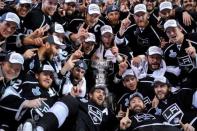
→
(67, 18, 105, 44)
(149, 88, 197, 128)
(74, 98, 118, 131)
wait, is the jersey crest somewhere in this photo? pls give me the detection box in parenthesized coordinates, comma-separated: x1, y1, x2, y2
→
(162, 103, 184, 125)
(88, 105, 103, 125)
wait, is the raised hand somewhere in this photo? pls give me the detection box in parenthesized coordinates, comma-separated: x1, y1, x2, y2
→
(0, 1, 5, 10)
(77, 23, 89, 42)
(72, 44, 84, 59)
(152, 96, 159, 108)
(119, 14, 131, 36)
(24, 98, 47, 108)
(120, 108, 132, 130)
(61, 53, 79, 75)
(70, 86, 82, 97)
(180, 121, 195, 131)
(118, 59, 128, 76)
(23, 48, 38, 59)
(116, 104, 126, 119)
(31, 24, 50, 38)
(185, 40, 196, 58)
(182, 11, 192, 26)
(111, 43, 119, 56)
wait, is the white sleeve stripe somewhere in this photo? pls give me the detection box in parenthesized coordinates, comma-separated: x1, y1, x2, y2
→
(15, 100, 28, 121)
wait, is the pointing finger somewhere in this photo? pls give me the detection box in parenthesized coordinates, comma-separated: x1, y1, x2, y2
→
(125, 108, 129, 118)
(42, 24, 50, 32)
(78, 44, 83, 51)
(120, 104, 123, 111)
(186, 39, 193, 47)
(79, 23, 85, 30)
(85, 25, 90, 31)
(29, 48, 38, 52)
(127, 12, 131, 19)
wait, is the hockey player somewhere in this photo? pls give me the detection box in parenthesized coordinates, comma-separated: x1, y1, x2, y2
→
(163, 19, 197, 89)
(23, 0, 58, 34)
(119, 92, 181, 131)
(158, 1, 196, 33)
(23, 35, 65, 75)
(114, 68, 155, 115)
(61, 59, 87, 98)
(0, 12, 20, 51)
(115, 4, 165, 56)
(52, 0, 81, 31)
(103, 4, 121, 34)
(150, 76, 197, 130)
(131, 46, 167, 80)
(0, 0, 33, 52)
(66, 3, 105, 45)
(0, 52, 47, 131)
(20, 86, 118, 131)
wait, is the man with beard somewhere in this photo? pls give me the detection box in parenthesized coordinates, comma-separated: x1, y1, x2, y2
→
(115, 4, 165, 56)
(114, 68, 155, 116)
(23, 35, 65, 76)
(91, 25, 123, 91)
(23, 0, 58, 34)
(52, 0, 82, 31)
(72, 86, 118, 131)
(131, 46, 167, 82)
(143, 0, 159, 27)
(66, 3, 105, 45)
(182, 0, 196, 12)
(20, 64, 59, 121)
(163, 19, 197, 89)
(119, 92, 181, 131)
(61, 59, 87, 98)
(103, 5, 121, 34)
(20, 86, 118, 131)
(82, 32, 96, 60)
(149, 76, 197, 131)
(0, 12, 20, 51)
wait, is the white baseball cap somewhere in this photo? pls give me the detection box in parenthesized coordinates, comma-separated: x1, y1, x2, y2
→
(147, 46, 163, 56)
(7, 52, 24, 65)
(85, 33, 96, 43)
(64, 0, 76, 3)
(129, 92, 144, 101)
(54, 23, 65, 34)
(46, 35, 66, 49)
(159, 1, 172, 11)
(88, 4, 101, 15)
(122, 69, 136, 79)
(41, 64, 55, 72)
(0, 12, 20, 28)
(164, 19, 178, 31)
(100, 25, 113, 35)
(19, 0, 32, 4)
(134, 4, 147, 14)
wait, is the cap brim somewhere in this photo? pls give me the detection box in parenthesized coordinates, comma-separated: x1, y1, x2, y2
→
(148, 52, 162, 56)
(134, 10, 146, 14)
(5, 18, 20, 28)
(153, 81, 168, 87)
(9, 60, 23, 64)
(88, 11, 100, 15)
